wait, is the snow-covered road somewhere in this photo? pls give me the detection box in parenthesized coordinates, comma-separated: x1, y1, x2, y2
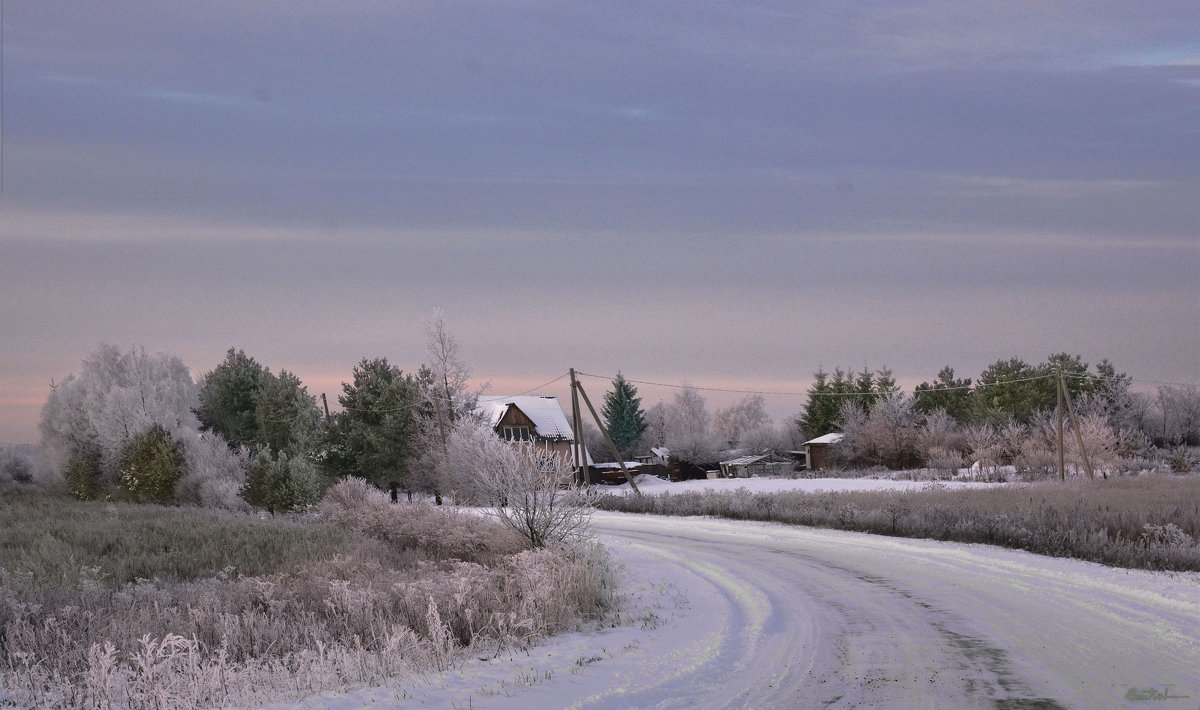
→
(289, 512, 1200, 709)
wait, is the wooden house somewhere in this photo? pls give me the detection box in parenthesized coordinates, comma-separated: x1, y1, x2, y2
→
(475, 395, 592, 468)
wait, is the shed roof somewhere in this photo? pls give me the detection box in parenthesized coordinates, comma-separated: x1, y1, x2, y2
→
(720, 453, 792, 466)
(804, 433, 845, 445)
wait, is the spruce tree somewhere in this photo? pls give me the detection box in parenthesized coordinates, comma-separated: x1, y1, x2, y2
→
(602, 372, 648, 457)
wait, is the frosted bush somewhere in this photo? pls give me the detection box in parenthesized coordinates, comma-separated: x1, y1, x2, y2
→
(177, 431, 249, 511)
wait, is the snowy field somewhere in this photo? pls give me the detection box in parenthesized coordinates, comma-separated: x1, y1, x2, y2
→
(270, 511, 1199, 709)
(603, 473, 1008, 496)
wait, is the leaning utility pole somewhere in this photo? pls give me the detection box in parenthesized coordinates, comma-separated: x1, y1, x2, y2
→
(571, 370, 641, 495)
(1060, 374, 1095, 480)
(569, 369, 588, 486)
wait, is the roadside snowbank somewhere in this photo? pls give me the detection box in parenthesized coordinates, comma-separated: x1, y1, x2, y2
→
(603, 474, 1007, 496)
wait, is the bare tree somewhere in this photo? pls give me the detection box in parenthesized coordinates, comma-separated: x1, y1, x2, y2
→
(450, 419, 594, 548)
(713, 395, 770, 448)
(412, 310, 483, 503)
(666, 385, 718, 463)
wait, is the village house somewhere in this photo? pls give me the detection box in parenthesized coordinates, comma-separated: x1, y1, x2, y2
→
(475, 395, 593, 468)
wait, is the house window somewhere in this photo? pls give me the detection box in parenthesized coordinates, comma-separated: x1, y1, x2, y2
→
(502, 425, 531, 441)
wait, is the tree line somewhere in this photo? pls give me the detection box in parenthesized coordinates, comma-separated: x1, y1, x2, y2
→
(796, 354, 1198, 475)
(26, 313, 480, 512)
(12, 343, 1197, 504)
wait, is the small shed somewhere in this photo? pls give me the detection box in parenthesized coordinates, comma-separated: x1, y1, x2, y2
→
(803, 433, 844, 471)
(718, 453, 794, 478)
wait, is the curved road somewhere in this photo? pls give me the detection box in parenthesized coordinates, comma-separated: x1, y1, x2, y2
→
(297, 511, 1199, 709)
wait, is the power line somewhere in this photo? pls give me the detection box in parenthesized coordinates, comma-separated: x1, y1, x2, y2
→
(488, 372, 570, 398)
(575, 370, 811, 396)
(1062, 372, 1198, 388)
(576, 369, 1063, 398)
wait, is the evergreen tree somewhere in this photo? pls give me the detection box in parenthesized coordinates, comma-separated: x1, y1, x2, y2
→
(914, 366, 975, 421)
(118, 424, 186, 504)
(798, 368, 839, 439)
(854, 367, 877, 411)
(874, 367, 899, 397)
(602, 372, 648, 456)
(195, 348, 268, 448)
(974, 353, 1096, 424)
(242, 448, 321, 513)
(324, 357, 420, 489)
(254, 369, 322, 455)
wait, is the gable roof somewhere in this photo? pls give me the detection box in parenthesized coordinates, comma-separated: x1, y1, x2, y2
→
(476, 395, 578, 441)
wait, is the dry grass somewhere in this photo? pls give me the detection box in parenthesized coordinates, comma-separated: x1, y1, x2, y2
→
(0, 484, 618, 709)
(597, 474, 1200, 571)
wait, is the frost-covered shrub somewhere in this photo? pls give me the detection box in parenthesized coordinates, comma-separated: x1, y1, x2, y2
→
(0, 444, 34, 484)
(925, 447, 964, 478)
(0, 489, 619, 709)
(320, 476, 524, 562)
(177, 430, 249, 510)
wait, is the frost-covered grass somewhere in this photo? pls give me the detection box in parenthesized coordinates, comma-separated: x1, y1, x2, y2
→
(596, 474, 1200, 571)
(0, 484, 618, 709)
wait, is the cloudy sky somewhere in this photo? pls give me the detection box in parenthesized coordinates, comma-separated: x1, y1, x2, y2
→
(1, 1, 1198, 443)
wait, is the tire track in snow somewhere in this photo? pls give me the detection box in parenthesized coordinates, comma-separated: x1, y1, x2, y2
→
(281, 513, 1198, 709)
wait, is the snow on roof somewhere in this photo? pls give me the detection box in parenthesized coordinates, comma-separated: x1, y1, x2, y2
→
(720, 454, 769, 466)
(475, 395, 595, 466)
(477, 395, 578, 440)
(720, 453, 791, 466)
(804, 433, 845, 445)
(650, 446, 670, 458)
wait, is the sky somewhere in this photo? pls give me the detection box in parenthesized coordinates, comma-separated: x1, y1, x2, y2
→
(1, 1, 1198, 443)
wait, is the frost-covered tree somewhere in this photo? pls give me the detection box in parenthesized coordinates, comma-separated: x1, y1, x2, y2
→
(451, 419, 594, 548)
(409, 311, 481, 503)
(0, 444, 34, 485)
(666, 385, 717, 464)
(713, 395, 770, 448)
(601, 372, 647, 457)
(38, 344, 199, 495)
(644, 401, 672, 448)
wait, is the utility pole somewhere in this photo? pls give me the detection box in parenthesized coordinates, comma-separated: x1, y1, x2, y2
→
(1056, 367, 1065, 481)
(1061, 376, 1095, 480)
(573, 374, 641, 495)
(569, 369, 587, 486)
(320, 393, 332, 425)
